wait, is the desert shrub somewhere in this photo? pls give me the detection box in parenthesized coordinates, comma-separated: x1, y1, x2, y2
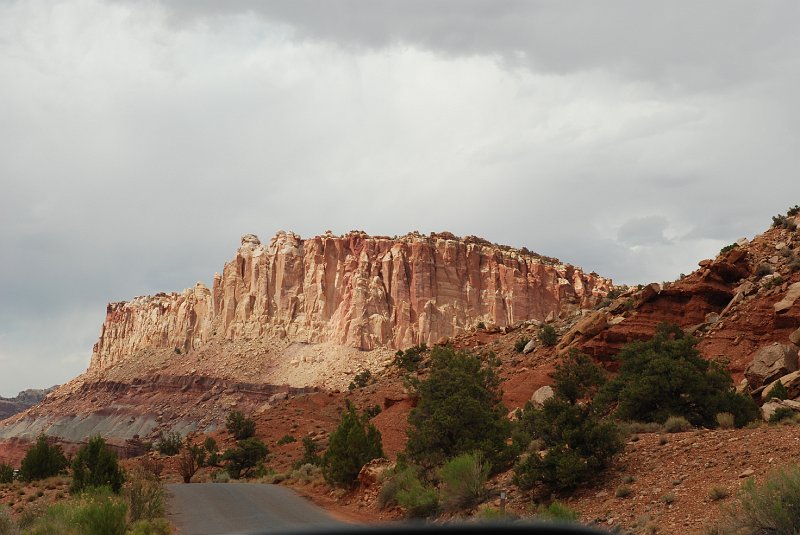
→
(73, 489, 127, 535)
(137, 457, 163, 480)
(476, 322, 486, 330)
(154, 431, 181, 456)
(439, 452, 489, 510)
(294, 436, 322, 469)
(405, 346, 511, 470)
(513, 351, 622, 492)
(615, 484, 633, 498)
(537, 501, 578, 522)
(223, 437, 268, 479)
(0, 464, 13, 484)
(124, 469, 164, 523)
(290, 463, 322, 484)
(618, 421, 663, 435)
(348, 369, 373, 390)
(788, 205, 800, 217)
(719, 243, 738, 255)
(225, 411, 256, 441)
(765, 275, 784, 289)
(19, 501, 72, 534)
(538, 325, 558, 347)
(664, 416, 691, 433)
(708, 486, 730, 501)
(71, 436, 125, 494)
(322, 402, 383, 487)
(767, 381, 789, 401)
(394, 344, 426, 372)
(773, 214, 789, 228)
(716, 412, 736, 429)
(277, 434, 296, 445)
(596, 323, 758, 428)
(19, 434, 67, 482)
(127, 518, 171, 535)
(769, 407, 796, 424)
(383, 468, 439, 519)
(203, 437, 219, 467)
(364, 404, 382, 419)
(211, 470, 230, 483)
(716, 465, 800, 535)
(178, 439, 205, 484)
(661, 492, 676, 504)
(0, 506, 13, 535)
(514, 337, 530, 353)
(755, 263, 774, 277)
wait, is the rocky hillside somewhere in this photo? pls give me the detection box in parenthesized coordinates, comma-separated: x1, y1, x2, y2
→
(0, 387, 56, 421)
(0, 231, 610, 460)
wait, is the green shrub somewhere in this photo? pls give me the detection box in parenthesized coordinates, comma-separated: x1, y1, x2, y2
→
(538, 325, 558, 347)
(396, 482, 438, 518)
(124, 469, 164, 523)
(514, 337, 530, 353)
(178, 439, 206, 484)
(223, 437, 268, 479)
(203, 437, 219, 466)
(513, 351, 622, 492)
(767, 381, 789, 401)
(615, 484, 633, 498)
(720, 243, 738, 255)
(0, 463, 13, 484)
(716, 412, 736, 429)
(661, 492, 676, 504)
(349, 370, 373, 390)
(294, 436, 322, 469)
(155, 431, 182, 456)
(439, 452, 489, 510)
(226, 411, 256, 440)
(322, 402, 383, 487)
(127, 518, 171, 535)
(394, 345, 426, 372)
(769, 407, 796, 424)
(19, 435, 67, 482)
(0, 506, 13, 535)
(717, 465, 800, 535)
(664, 416, 691, 433)
(364, 404, 382, 419)
(596, 323, 758, 428)
(73, 490, 127, 535)
(405, 346, 511, 470)
(71, 436, 125, 494)
(537, 501, 578, 522)
(277, 434, 296, 445)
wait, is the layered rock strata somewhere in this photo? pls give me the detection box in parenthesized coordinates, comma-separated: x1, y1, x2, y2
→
(91, 231, 613, 371)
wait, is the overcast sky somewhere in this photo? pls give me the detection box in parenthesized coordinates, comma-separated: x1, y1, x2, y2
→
(1, 0, 798, 396)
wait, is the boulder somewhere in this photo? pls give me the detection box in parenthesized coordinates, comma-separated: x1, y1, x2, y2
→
(761, 399, 800, 421)
(557, 311, 608, 349)
(745, 344, 800, 388)
(761, 370, 800, 402)
(530, 385, 554, 407)
(357, 458, 393, 488)
(791, 327, 800, 347)
(522, 338, 537, 354)
(775, 282, 800, 314)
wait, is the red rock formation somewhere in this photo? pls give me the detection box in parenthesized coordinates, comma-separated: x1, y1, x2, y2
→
(91, 231, 613, 371)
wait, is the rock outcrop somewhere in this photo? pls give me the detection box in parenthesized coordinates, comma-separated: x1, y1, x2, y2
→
(0, 387, 57, 421)
(91, 231, 612, 372)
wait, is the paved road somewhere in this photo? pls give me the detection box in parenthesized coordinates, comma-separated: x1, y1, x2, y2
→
(167, 483, 340, 535)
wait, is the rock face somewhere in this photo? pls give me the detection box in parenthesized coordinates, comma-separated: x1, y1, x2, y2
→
(745, 344, 800, 389)
(91, 231, 612, 372)
(0, 387, 57, 422)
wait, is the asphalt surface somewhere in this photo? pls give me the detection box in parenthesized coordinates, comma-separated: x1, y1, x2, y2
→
(167, 483, 341, 535)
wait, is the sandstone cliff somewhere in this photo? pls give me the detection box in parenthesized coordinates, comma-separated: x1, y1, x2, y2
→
(91, 231, 613, 371)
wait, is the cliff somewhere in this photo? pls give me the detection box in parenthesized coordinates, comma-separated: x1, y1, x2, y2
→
(90, 231, 613, 371)
(0, 387, 57, 421)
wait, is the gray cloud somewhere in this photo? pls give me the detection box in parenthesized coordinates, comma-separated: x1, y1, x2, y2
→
(0, 0, 798, 395)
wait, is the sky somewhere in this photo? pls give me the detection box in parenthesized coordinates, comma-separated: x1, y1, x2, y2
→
(1, 0, 799, 396)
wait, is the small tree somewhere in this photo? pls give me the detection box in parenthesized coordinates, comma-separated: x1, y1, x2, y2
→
(538, 325, 558, 347)
(596, 323, 758, 428)
(203, 437, 220, 466)
(0, 463, 13, 483)
(178, 439, 206, 483)
(155, 431, 182, 456)
(405, 346, 511, 470)
(294, 436, 322, 469)
(19, 434, 67, 481)
(71, 436, 125, 494)
(226, 411, 256, 440)
(322, 402, 384, 487)
(514, 351, 622, 492)
(767, 381, 789, 401)
(223, 437, 268, 479)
